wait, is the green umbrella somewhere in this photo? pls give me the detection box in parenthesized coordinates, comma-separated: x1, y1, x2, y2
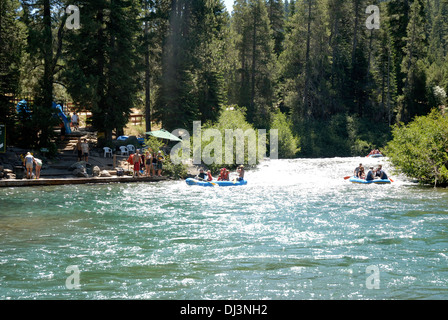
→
(145, 129, 182, 142)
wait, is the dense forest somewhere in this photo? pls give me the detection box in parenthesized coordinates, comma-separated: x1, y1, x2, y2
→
(1, 0, 448, 158)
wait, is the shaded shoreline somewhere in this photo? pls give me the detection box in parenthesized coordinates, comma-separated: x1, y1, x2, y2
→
(0, 175, 169, 188)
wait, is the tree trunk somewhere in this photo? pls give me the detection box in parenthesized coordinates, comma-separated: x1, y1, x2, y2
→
(144, 0, 152, 133)
(303, 0, 312, 118)
(250, 3, 257, 122)
(41, 0, 53, 146)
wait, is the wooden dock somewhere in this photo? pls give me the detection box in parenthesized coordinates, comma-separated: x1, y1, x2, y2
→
(0, 175, 169, 188)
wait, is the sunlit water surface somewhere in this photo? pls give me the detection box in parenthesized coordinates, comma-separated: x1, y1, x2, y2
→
(1, 157, 448, 299)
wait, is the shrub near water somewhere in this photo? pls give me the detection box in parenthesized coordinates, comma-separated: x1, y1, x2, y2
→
(385, 109, 448, 187)
(195, 107, 260, 174)
(270, 111, 300, 158)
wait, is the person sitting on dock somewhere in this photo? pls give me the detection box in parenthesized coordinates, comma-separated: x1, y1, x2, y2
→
(375, 165, 388, 180)
(366, 167, 376, 181)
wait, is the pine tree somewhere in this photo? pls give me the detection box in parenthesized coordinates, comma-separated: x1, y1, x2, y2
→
(398, 0, 429, 123)
(387, 0, 411, 97)
(230, 0, 275, 128)
(279, 0, 330, 120)
(63, 0, 142, 141)
(0, 0, 25, 141)
(19, 0, 70, 147)
(154, 0, 228, 131)
(266, 0, 285, 56)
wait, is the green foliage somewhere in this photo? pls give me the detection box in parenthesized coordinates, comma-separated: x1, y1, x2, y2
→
(5, 0, 448, 161)
(154, 0, 228, 132)
(162, 155, 188, 179)
(270, 110, 299, 158)
(385, 109, 448, 187)
(228, 0, 275, 127)
(144, 136, 165, 154)
(194, 106, 260, 173)
(63, 0, 142, 140)
(0, 0, 25, 142)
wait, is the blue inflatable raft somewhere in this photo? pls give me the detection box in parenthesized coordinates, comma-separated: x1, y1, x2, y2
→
(367, 154, 384, 158)
(349, 177, 391, 184)
(186, 178, 247, 187)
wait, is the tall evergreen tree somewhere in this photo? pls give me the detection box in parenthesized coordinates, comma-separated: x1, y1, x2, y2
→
(230, 0, 275, 127)
(154, 0, 228, 131)
(266, 0, 285, 56)
(63, 0, 142, 141)
(19, 0, 69, 147)
(398, 0, 429, 123)
(0, 0, 25, 142)
(279, 0, 330, 120)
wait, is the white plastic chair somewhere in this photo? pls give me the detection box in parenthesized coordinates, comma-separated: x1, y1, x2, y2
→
(103, 147, 113, 158)
(119, 146, 129, 156)
(127, 144, 136, 154)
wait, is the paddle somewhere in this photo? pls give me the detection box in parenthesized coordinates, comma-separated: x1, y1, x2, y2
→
(194, 177, 218, 187)
(344, 176, 352, 180)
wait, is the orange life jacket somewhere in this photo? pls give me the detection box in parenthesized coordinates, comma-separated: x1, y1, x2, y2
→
(218, 168, 225, 181)
(207, 172, 213, 181)
(127, 154, 134, 164)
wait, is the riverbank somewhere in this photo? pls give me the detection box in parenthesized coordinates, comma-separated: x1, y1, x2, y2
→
(0, 126, 194, 187)
(0, 175, 168, 188)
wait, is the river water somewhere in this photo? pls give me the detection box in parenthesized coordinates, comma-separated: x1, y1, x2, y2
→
(1, 157, 448, 300)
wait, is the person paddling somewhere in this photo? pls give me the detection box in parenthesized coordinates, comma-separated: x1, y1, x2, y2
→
(366, 167, 376, 181)
(375, 165, 388, 180)
(354, 163, 363, 177)
(236, 165, 245, 181)
(195, 168, 207, 181)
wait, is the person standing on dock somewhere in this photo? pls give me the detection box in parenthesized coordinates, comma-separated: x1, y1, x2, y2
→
(71, 112, 79, 131)
(81, 139, 89, 163)
(144, 151, 152, 177)
(133, 150, 141, 177)
(74, 138, 83, 162)
(23, 152, 35, 179)
(34, 158, 42, 179)
(156, 151, 164, 177)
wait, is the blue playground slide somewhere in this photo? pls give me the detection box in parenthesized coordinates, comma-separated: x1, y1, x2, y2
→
(52, 102, 72, 134)
(16, 100, 72, 135)
(16, 100, 32, 114)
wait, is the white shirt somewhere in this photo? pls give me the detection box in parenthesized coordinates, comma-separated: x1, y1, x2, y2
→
(81, 142, 89, 153)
